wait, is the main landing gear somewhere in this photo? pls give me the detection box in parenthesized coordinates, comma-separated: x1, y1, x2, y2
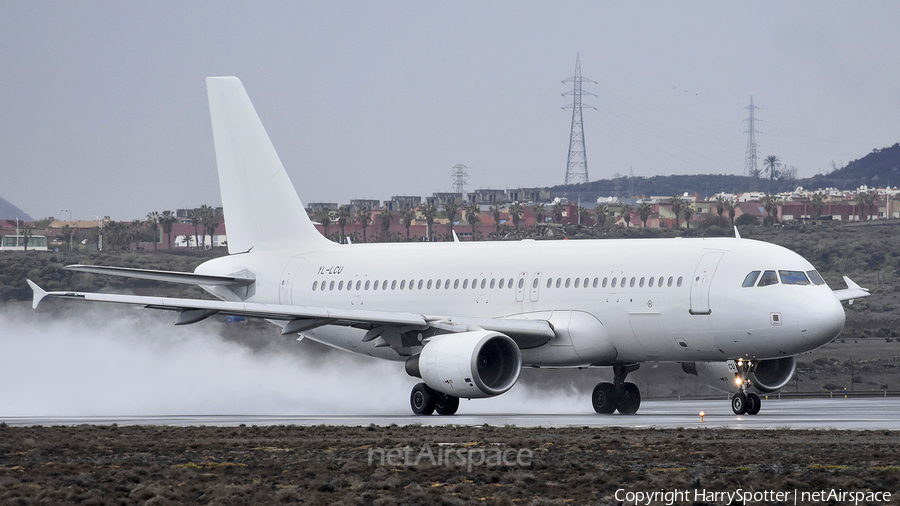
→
(592, 364, 641, 415)
(410, 383, 459, 416)
(731, 359, 762, 415)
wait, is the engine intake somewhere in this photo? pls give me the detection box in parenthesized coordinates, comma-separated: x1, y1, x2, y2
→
(406, 330, 522, 399)
(682, 356, 797, 394)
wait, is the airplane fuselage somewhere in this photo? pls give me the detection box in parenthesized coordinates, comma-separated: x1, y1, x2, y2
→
(197, 235, 845, 366)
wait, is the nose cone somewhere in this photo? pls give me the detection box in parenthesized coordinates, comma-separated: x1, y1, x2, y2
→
(798, 292, 845, 348)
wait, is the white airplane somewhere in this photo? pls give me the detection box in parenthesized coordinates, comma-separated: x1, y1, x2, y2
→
(28, 77, 870, 416)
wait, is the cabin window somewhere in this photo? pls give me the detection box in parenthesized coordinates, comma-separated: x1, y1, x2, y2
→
(565, 278, 571, 288)
(556, 278, 562, 288)
(602, 277, 608, 288)
(312, 281, 318, 291)
(472, 278, 478, 289)
(518, 278, 524, 289)
(611, 277, 617, 288)
(463, 279, 469, 289)
(620, 277, 626, 288)
(658, 277, 664, 287)
(426, 279, 432, 289)
(508, 278, 514, 288)
(593, 277, 598, 288)
(630, 277, 636, 287)
(329, 281, 335, 291)
(499, 278, 505, 289)
(481, 279, 487, 289)
(364, 280, 370, 290)
(418, 280, 424, 290)
(758, 270, 778, 287)
(779, 270, 810, 285)
(490, 278, 496, 289)
(546, 278, 553, 289)
(399, 280, 406, 290)
(807, 270, 826, 286)
(454, 279, 460, 289)
(742, 271, 760, 288)
(434, 279, 440, 290)
(667, 277, 673, 287)
(391, 280, 397, 290)
(373, 280, 379, 290)
(574, 278, 580, 288)
(639, 277, 645, 287)
(677, 276, 683, 287)
(338, 281, 344, 290)
(583, 277, 589, 288)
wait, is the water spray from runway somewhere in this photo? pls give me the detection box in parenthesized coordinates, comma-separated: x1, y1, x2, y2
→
(0, 304, 592, 417)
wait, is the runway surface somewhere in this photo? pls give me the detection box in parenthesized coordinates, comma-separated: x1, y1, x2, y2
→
(4, 397, 900, 429)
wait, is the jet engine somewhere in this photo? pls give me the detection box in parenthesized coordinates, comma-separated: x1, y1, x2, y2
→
(405, 330, 522, 399)
(682, 356, 796, 394)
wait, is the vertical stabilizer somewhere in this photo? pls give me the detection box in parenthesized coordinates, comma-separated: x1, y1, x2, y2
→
(206, 77, 332, 253)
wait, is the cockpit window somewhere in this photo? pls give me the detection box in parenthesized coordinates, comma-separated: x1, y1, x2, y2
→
(807, 270, 826, 286)
(779, 270, 810, 285)
(758, 270, 779, 287)
(742, 271, 761, 288)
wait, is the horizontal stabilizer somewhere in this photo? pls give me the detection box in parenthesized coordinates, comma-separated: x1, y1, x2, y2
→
(65, 265, 255, 286)
(26, 279, 48, 309)
(833, 276, 871, 302)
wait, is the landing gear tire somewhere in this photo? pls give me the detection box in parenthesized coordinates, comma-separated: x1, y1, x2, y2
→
(411, 383, 436, 415)
(745, 392, 761, 415)
(617, 382, 641, 415)
(592, 382, 619, 414)
(435, 393, 460, 416)
(731, 392, 748, 415)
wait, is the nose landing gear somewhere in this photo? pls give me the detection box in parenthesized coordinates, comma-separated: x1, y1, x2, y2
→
(731, 359, 762, 415)
(592, 364, 642, 415)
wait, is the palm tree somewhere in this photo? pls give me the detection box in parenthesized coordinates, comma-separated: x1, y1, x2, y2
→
(727, 200, 736, 228)
(578, 207, 591, 226)
(764, 155, 781, 193)
(60, 225, 74, 251)
(621, 204, 633, 227)
(443, 200, 459, 237)
(379, 206, 393, 242)
(637, 203, 653, 228)
(531, 203, 546, 228)
(857, 191, 877, 221)
(130, 220, 143, 248)
(161, 210, 177, 249)
(489, 203, 502, 238)
(507, 202, 524, 231)
(399, 207, 416, 241)
(551, 202, 565, 224)
(197, 204, 212, 247)
(463, 203, 480, 240)
(810, 192, 825, 219)
(421, 203, 438, 241)
(189, 208, 201, 249)
(355, 207, 371, 243)
(146, 211, 160, 250)
(668, 196, 684, 229)
(22, 226, 33, 251)
(336, 206, 351, 244)
(761, 194, 779, 226)
(202, 207, 221, 247)
(315, 207, 332, 238)
(593, 204, 608, 228)
(714, 196, 728, 226)
(682, 203, 694, 229)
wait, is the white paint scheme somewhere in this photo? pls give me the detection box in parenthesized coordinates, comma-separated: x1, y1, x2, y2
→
(28, 77, 869, 413)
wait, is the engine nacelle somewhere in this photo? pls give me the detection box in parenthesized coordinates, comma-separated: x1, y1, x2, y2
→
(682, 356, 797, 394)
(405, 330, 522, 399)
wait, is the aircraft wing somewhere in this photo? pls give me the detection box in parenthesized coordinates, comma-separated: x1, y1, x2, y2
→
(833, 276, 870, 303)
(26, 281, 554, 345)
(64, 265, 255, 286)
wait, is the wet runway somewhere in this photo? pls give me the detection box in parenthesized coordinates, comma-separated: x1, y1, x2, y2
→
(4, 397, 900, 430)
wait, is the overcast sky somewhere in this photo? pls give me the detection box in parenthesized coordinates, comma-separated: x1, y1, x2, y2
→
(3, 1, 899, 221)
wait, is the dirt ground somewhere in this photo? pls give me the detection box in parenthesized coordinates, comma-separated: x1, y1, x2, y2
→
(1, 424, 897, 505)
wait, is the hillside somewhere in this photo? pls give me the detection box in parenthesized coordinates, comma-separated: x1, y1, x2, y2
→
(551, 142, 900, 201)
(0, 196, 33, 221)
